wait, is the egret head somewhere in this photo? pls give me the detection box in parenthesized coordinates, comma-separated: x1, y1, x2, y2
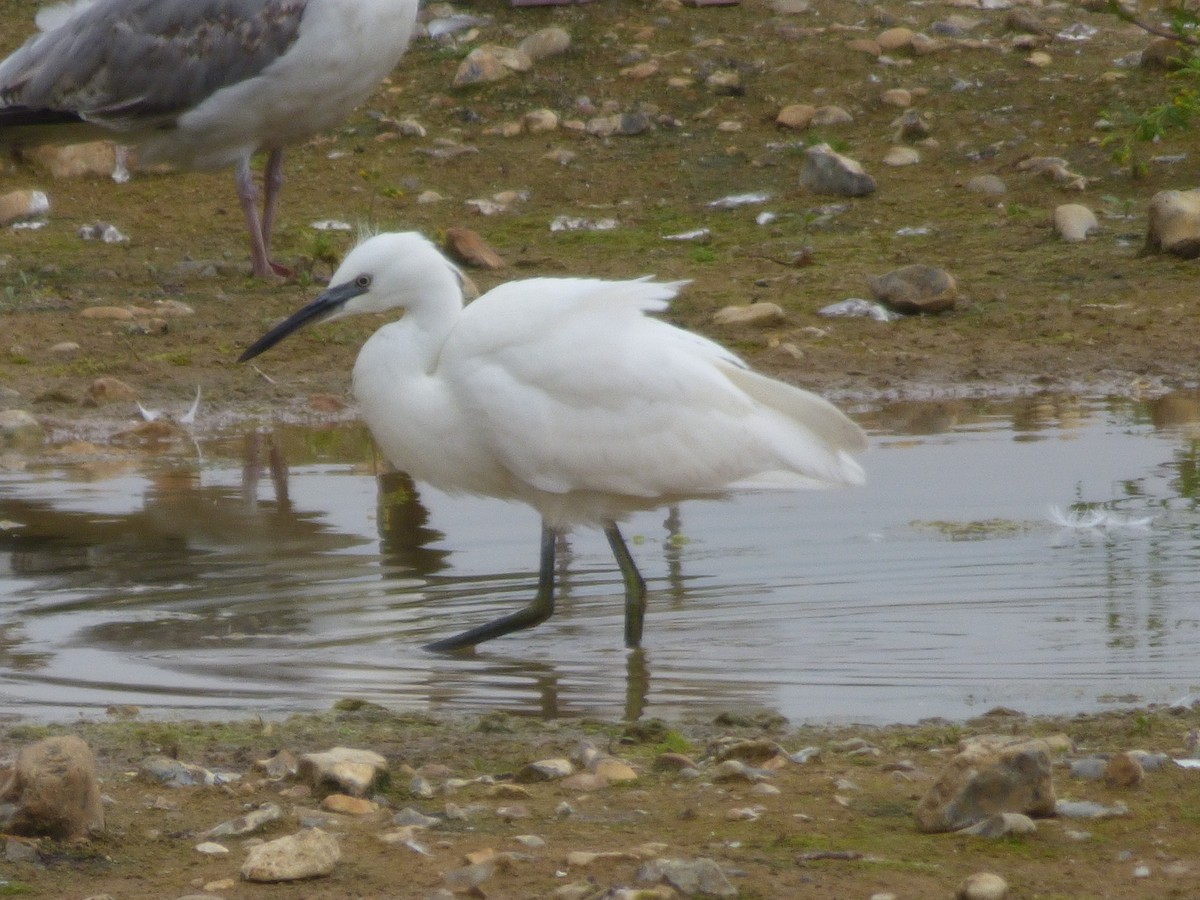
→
(238, 231, 463, 362)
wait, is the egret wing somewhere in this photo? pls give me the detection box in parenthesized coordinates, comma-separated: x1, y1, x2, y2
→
(442, 278, 863, 499)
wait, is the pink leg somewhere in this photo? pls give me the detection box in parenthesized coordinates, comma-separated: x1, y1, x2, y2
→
(235, 157, 275, 278)
(260, 148, 290, 277)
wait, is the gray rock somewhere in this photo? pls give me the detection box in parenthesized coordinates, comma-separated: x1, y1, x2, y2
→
(811, 105, 853, 126)
(393, 806, 440, 827)
(517, 26, 571, 61)
(518, 758, 575, 782)
(0, 387, 26, 411)
(712, 759, 774, 783)
(1069, 757, 1107, 780)
(139, 755, 235, 788)
(790, 746, 821, 764)
(0, 736, 104, 839)
(453, 46, 529, 87)
(965, 174, 1006, 195)
(240, 828, 340, 882)
(1129, 750, 1170, 772)
(892, 108, 932, 141)
(0, 409, 44, 450)
(638, 857, 737, 898)
(958, 812, 1037, 838)
(205, 802, 284, 838)
(800, 144, 876, 197)
(1055, 798, 1130, 819)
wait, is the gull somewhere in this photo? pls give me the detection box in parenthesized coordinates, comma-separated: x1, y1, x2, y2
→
(0, 0, 420, 277)
(239, 232, 868, 651)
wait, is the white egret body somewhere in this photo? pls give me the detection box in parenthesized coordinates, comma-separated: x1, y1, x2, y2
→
(240, 232, 868, 650)
(0, 0, 419, 277)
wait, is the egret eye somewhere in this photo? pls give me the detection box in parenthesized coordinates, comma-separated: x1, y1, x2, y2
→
(355, 274, 372, 290)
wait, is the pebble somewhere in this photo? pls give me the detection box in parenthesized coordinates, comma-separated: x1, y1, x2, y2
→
(0, 409, 44, 450)
(638, 857, 736, 898)
(517, 26, 571, 61)
(1055, 799, 1130, 819)
(811, 105, 853, 126)
(868, 264, 957, 314)
(321, 794, 379, 816)
(965, 174, 1007, 195)
(518, 758, 575, 782)
(957, 871, 1008, 900)
(240, 828, 341, 883)
(0, 189, 50, 226)
(195, 841, 229, 855)
(800, 143, 876, 197)
(883, 146, 920, 166)
(138, 755, 233, 788)
(655, 752, 700, 771)
(1146, 188, 1200, 258)
(790, 746, 822, 764)
(1069, 757, 1107, 780)
(712, 759, 774, 783)
(1054, 203, 1098, 242)
(298, 747, 387, 796)
(776, 103, 816, 129)
(1104, 752, 1144, 788)
(393, 807, 440, 827)
(877, 27, 915, 51)
(591, 757, 638, 783)
(205, 802, 283, 838)
(21, 141, 119, 178)
(1, 736, 104, 839)
(958, 812, 1037, 838)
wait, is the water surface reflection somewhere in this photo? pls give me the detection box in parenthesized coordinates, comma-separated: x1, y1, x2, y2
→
(1, 392, 1198, 723)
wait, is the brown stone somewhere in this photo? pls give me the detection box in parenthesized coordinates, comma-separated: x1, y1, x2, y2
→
(0, 736, 105, 839)
(0, 189, 50, 225)
(21, 142, 119, 178)
(87, 377, 138, 404)
(868, 265, 957, 314)
(444, 227, 506, 270)
(1104, 752, 1144, 788)
(776, 103, 816, 130)
(915, 744, 1056, 833)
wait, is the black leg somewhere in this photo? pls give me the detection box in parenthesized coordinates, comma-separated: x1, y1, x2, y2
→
(605, 521, 647, 648)
(424, 521, 558, 652)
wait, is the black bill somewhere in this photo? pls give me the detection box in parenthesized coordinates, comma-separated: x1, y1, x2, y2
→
(238, 280, 368, 362)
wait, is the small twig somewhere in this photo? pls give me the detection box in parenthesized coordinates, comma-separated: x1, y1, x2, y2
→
(1108, 0, 1199, 46)
(251, 364, 277, 385)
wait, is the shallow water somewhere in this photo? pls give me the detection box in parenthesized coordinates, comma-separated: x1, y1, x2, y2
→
(2, 392, 1199, 724)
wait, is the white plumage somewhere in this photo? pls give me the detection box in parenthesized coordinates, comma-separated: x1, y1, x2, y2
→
(0, 0, 419, 277)
(240, 232, 868, 650)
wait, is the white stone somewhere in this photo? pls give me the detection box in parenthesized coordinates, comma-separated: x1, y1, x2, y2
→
(240, 828, 340, 883)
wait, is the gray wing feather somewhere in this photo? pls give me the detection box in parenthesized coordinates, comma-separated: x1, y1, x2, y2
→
(1, 0, 307, 126)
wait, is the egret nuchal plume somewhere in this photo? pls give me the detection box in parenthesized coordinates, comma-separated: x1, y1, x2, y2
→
(239, 232, 867, 651)
(0, 0, 419, 277)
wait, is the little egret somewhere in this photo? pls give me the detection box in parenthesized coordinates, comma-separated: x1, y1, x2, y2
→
(0, 0, 419, 277)
(239, 232, 868, 651)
